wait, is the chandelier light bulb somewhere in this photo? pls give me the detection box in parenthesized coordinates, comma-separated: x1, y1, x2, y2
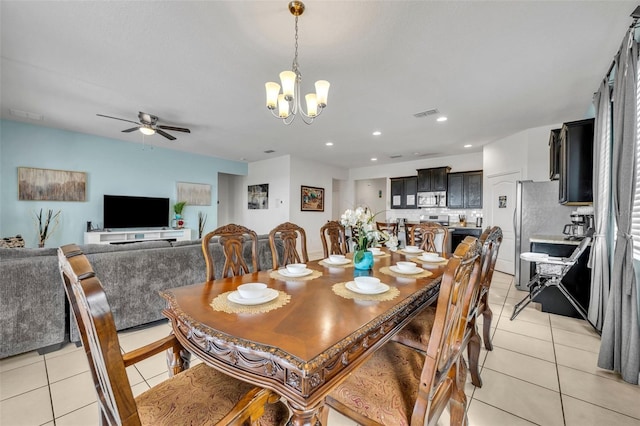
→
(315, 80, 330, 107)
(278, 94, 290, 118)
(305, 93, 318, 117)
(279, 71, 296, 101)
(265, 82, 281, 109)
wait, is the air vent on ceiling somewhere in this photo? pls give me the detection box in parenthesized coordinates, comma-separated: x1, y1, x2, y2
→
(9, 108, 43, 121)
(413, 108, 439, 118)
(264, 150, 275, 154)
(389, 155, 402, 159)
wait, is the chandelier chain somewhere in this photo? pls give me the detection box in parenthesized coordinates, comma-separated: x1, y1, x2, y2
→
(292, 15, 301, 78)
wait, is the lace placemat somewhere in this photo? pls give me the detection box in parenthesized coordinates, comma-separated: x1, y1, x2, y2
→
(372, 253, 391, 259)
(378, 265, 433, 279)
(332, 282, 400, 302)
(410, 258, 448, 266)
(211, 290, 291, 314)
(270, 269, 323, 281)
(318, 260, 354, 268)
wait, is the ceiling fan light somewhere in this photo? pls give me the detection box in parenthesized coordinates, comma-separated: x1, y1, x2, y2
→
(315, 80, 330, 107)
(280, 71, 296, 101)
(265, 82, 281, 109)
(139, 126, 155, 136)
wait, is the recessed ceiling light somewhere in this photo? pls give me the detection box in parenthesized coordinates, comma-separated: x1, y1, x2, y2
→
(436, 116, 448, 122)
(464, 144, 472, 148)
(371, 157, 378, 161)
(325, 142, 334, 146)
(372, 131, 381, 136)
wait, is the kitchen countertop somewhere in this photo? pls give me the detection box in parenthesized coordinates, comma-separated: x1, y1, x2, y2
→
(530, 234, 585, 245)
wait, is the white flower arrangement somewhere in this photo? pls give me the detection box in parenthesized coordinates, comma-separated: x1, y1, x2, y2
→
(340, 206, 389, 251)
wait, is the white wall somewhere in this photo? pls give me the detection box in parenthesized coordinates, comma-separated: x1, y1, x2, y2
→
(231, 156, 291, 235)
(483, 123, 559, 181)
(289, 157, 348, 257)
(355, 178, 387, 217)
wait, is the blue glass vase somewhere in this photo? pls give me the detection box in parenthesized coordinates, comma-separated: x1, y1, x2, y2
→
(353, 249, 374, 270)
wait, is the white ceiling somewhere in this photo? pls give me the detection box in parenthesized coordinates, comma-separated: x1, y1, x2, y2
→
(1, 1, 636, 169)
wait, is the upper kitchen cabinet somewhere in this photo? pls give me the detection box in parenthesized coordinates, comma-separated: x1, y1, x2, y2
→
(549, 128, 561, 181)
(447, 171, 483, 209)
(559, 118, 593, 205)
(417, 167, 450, 192)
(391, 176, 418, 209)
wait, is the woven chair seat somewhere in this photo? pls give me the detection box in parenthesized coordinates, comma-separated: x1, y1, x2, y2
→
(326, 341, 425, 426)
(391, 306, 437, 352)
(136, 363, 289, 425)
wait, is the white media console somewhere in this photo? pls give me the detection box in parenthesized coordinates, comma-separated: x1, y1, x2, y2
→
(84, 228, 192, 245)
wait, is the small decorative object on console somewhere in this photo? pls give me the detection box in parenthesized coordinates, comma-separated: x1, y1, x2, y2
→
(173, 201, 187, 229)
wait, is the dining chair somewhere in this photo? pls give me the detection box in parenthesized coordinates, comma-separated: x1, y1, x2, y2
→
(269, 222, 309, 269)
(475, 226, 503, 351)
(320, 220, 348, 258)
(411, 221, 449, 255)
(392, 235, 489, 387)
(202, 223, 258, 280)
(57, 244, 288, 426)
(375, 221, 398, 237)
(323, 238, 481, 426)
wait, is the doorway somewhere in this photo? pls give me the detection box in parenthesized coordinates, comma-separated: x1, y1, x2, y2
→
(486, 170, 521, 274)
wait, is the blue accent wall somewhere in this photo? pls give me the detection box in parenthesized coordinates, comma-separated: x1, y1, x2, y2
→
(0, 120, 247, 247)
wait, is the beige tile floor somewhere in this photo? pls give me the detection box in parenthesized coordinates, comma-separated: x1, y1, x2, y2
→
(1, 271, 639, 425)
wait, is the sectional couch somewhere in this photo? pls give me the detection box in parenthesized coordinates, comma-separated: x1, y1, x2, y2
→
(0, 236, 280, 359)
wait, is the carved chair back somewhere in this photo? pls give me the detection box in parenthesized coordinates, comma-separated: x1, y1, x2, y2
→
(411, 221, 449, 255)
(320, 220, 347, 258)
(269, 222, 309, 269)
(59, 244, 160, 425)
(375, 221, 398, 237)
(414, 237, 481, 424)
(202, 224, 258, 280)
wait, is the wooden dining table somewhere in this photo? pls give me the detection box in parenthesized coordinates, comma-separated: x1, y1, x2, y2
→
(160, 248, 447, 426)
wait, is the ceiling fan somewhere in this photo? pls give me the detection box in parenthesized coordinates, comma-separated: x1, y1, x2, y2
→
(96, 111, 191, 141)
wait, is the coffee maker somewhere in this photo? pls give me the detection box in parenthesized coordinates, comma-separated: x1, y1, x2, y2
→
(563, 211, 593, 240)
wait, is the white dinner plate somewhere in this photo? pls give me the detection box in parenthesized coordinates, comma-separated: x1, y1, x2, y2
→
(402, 248, 423, 254)
(227, 288, 279, 305)
(278, 268, 313, 278)
(520, 252, 549, 262)
(389, 265, 424, 275)
(323, 257, 351, 265)
(418, 255, 447, 263)
(345, 281, 390, 295)
(367, 250, 384, 256)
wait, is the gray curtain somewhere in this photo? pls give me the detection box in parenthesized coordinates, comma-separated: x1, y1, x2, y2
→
(597, 30, 640, 385)
(587, 79, 612, 330)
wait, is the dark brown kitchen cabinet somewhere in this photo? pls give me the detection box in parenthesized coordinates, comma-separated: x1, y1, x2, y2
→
(447, 171, 483, 209)
(417, 167, 450, 192)
(391, 176, 417, 209)
(549, 128, 561, 181)
(559, 118, 593, 205)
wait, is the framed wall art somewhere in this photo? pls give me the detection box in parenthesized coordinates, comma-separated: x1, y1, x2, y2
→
(18, 167, 86, 201)
(177, 181, 212, 206)
(301, 185, 324, 212)
(248, 184, 269, 209)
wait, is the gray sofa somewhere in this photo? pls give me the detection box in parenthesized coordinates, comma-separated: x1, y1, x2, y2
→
(0, 235, 280, 359)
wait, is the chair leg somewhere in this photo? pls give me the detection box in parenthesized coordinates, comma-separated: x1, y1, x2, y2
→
(480, 294, 493, 351)
(449, 358, 469, 426)
(467, 324, 483, 387)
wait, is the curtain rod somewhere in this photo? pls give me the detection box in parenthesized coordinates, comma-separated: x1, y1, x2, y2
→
(605, 8, 640, 79)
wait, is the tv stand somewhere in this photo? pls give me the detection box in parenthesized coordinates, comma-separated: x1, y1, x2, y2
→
(84, 228, 192, 245)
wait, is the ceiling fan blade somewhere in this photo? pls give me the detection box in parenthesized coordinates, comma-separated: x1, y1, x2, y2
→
(96, 114, 139, 125)
(121, 127, 139, 133)
(158, 125, 191, 133)
(156, 129, 177, 141)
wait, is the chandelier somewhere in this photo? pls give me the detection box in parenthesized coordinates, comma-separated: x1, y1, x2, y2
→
(265, 1, 330, 125)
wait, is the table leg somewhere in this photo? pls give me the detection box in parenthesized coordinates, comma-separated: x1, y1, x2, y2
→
(286, 400, 325, 426)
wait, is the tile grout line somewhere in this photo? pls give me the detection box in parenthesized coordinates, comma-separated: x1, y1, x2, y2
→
(549, 316, 567, 426)
(42, 355, 57, 426)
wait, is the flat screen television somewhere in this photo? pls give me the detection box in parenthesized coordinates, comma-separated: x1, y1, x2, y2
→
(103, 195, 170, 229)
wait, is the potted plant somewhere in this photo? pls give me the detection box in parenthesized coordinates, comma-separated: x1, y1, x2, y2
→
(173, 201, 187, 229)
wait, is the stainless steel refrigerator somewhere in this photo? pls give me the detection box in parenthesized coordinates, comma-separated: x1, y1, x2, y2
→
(514, 180, 574, 290)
